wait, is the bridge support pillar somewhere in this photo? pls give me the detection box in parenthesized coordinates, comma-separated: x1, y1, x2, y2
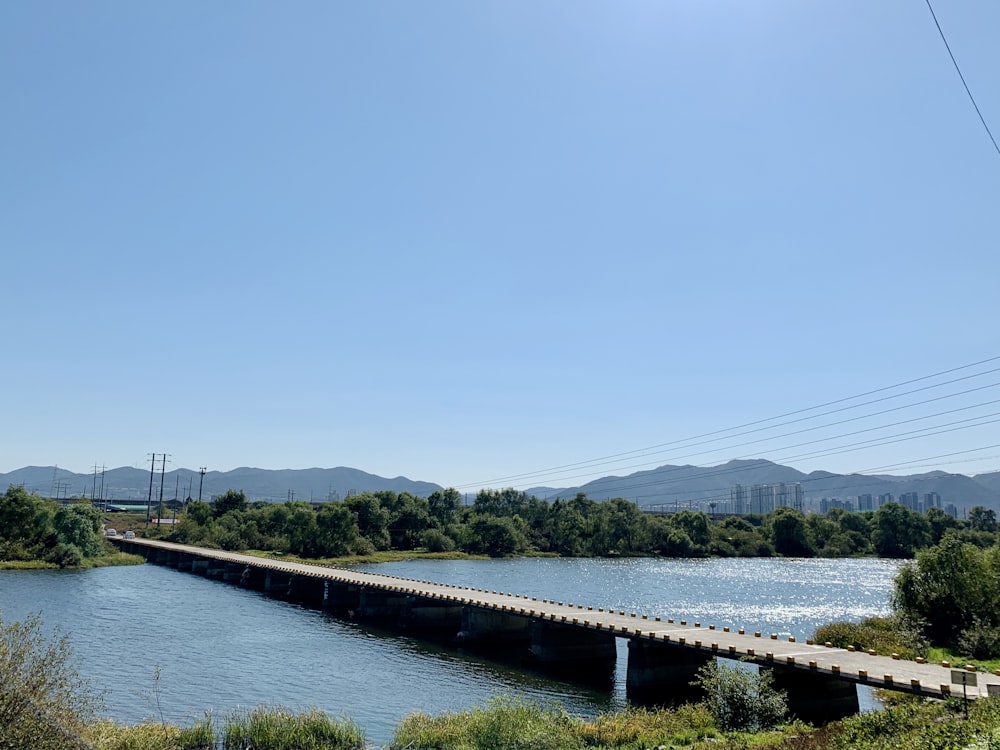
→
(626, 640, 712, 703)
(206, 559, 228, 579)
(239, 566, 267, 590)
(324, 581, 361, 614)
(191, 559, 209, 575)
(529, 621, 616, 684)
(401, 597, 464, 635)
(457, 608, 531, 651)
(287, 575, 325, 608)
(265, 570, 293, 596)
(222, 563, 244, 583)
(356, 587, 409, 621)
(769, 666, 859, 724)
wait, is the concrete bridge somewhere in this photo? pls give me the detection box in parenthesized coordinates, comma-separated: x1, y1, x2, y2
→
(110, 537, 1000, 723)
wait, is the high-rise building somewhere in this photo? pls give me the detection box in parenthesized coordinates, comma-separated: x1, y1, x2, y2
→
(899, 492, 920, 512)
(877, 493, 894, 507)
(791, 483, 804, 512)
(773, 482, 789, 508)
(730, 484, 747, 515)
(923, 492, 942, 511)
(750, 484, 777, 514)
(858, 493, 874, 512)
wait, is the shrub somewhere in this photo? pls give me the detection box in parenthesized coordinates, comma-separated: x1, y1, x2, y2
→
(223, 706, 365, 750)
(957, 618, 1000, 660)
(694, 658, 787, 732)
(420, 528, 456, 553)
(391, 695, 579, 750)
(0, 612, 103, 750)
(813, 616, 926, 660)
(46, 542, 84, 568)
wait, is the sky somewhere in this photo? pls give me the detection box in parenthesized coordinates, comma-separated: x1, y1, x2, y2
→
(2, 1, 999, 492)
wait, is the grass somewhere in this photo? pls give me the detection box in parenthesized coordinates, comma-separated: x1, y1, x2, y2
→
(0, 559, 59, 570)
(86, 716, 214, 750)
(67, 693, 1000, 750)
(0, 551, 145, 570)
(927, 646, 1000, 675)
(389, 695, 807, 750)
(223, 706, 365, 750)
(812, 617, 925, 661)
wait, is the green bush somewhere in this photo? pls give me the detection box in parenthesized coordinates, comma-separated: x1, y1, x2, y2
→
(222, 706, 365, 750)
(813, 616, 926, 660)
(391, 695, 579, 750)
(0, 612, 103, 750)
(46, 542, 84, 568)
(420, 528, 456, 553)
(694, 658, 787, 732)
(957, 618, 1000, 660)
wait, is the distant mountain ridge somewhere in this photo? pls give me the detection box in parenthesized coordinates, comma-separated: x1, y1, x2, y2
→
(531, 458, 1000, 513)
(1, 465, 442, 503)
(3, 459, 998, 513)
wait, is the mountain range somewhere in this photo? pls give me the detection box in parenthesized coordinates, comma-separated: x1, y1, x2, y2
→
(2, 460, 998, 513)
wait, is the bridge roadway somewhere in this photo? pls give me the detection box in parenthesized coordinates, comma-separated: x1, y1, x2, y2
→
(111, 537, 1000, 721)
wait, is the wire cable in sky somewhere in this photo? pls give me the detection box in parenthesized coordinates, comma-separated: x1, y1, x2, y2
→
(458, 355, 1000, 489)
(924, 0, 1000, 158)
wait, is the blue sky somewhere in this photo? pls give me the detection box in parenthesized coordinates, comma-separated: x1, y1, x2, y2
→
(2, 1, 998, 491)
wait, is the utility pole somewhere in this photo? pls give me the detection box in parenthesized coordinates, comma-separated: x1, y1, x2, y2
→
(146, 454, 157, 526)
(157, 453, 169, 523)
(92, 464, 98, 502)
(99, 465, 106, 509)
(198, 467, 207, 503)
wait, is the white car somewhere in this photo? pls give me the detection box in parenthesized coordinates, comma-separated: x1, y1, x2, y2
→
(123, 531, 135, 539)
(104, 528, 118, 537)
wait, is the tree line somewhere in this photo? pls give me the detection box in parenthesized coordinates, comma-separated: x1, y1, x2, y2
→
(0, 485, 107, 567)
(163, 485, 1000, 561)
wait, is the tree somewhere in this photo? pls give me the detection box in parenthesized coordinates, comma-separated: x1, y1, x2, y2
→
(185, 500, 214, 527)
(427, 488, 462, 527)
(52, 504, 104, 558)
(926, 506, 960, 543)
(892, 534, 997, 645)
(213, 489, 248, 518)
(604, 498, 650, 555)
(695, 658, 786, 732)
(0, 485, 53, 557)
(0, 612, 103, 749)
(464, 514, 528, 557)
(472, 488, 532, 518)
(315, 503, 360, 557)
(873, 502, 930, 558)
(345, 494, 391, 550)
(767, 507, 814, 557)
(968, 506, 998, 533)
(670, 510, 712, 552)
(388, 493, 433, 550)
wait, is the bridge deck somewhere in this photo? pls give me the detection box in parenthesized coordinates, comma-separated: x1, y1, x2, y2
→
(115, 537, 1000, 700)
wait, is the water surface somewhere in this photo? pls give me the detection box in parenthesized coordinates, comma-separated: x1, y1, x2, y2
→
(0, 556, 903, 746)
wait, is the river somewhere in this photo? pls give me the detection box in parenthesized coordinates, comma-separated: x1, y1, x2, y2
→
(0, 556, 903, 746)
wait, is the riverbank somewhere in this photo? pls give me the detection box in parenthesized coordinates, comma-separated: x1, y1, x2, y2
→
(0, 550, 145, 570)
(75, 693, 1000, 749)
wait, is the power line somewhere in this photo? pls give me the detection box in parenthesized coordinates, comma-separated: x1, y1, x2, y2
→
(458, 355, 1000, 489)
(923, 0, 1000, 158)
